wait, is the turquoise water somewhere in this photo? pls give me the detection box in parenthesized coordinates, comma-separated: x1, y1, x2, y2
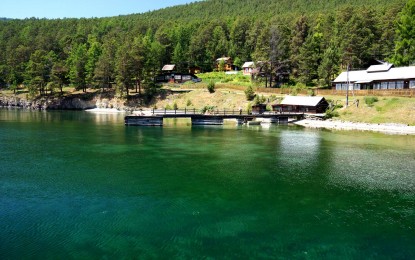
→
(1, 109, 414, 259)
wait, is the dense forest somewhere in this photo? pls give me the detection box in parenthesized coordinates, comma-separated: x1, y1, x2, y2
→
(0, 0, 414, 97)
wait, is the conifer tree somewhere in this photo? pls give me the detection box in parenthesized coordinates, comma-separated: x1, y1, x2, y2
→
(392, 0, 415, 66)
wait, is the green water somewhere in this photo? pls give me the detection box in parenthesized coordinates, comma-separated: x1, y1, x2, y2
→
(1, 109, 414, 259)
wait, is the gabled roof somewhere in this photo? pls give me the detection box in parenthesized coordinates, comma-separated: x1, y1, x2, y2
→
(242, 62, 254, 68)
(162, 64, 175, 71)
(216, 57, 231, 62)
(333, 66, 415, 83)
(280, 96, 326, 106)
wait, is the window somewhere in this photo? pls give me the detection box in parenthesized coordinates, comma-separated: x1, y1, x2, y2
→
(410, 80, 415, 89)
(381, 82, 388, 89)
(388, 81, 396, 89)
(354, 84, 361, 90)
(374, 83, 381, 89)
(396, 81, 404, 89)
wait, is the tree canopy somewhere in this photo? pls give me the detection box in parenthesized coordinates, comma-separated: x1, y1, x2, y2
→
(0, 0, 409, 94)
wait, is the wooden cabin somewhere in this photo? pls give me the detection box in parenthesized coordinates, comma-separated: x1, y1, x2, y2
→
(251, 104, 267, 114)
(242, 62, 255, 76)
(216, 57, 233, 71)
(272, 96, 329, 114)
(155, 73, 201, 84)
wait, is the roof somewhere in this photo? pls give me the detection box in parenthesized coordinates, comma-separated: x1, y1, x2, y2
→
(242, 62, 254, 68)
(333, 66, 415, 83)
(280, 96, 326, 106)
(216, 57, 231, 62)
(366, 63, 393, 73)
(162, 64, 175, 71)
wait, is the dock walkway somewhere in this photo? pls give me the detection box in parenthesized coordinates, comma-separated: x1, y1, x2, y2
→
(125, 109, 304, 126)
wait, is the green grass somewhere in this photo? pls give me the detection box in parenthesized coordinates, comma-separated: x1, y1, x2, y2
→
(197, 72, 252, 86)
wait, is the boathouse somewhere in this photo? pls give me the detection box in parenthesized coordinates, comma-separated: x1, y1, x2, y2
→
(273, 96, 329, 114)
(332, 63, 415, 90)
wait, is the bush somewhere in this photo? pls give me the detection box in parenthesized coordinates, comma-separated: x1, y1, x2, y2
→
(186, 99, 192, 106)
(253, 95, 261, 105)
(173, 101, 178, 110)
(200, 105, 216, 114)
(325, 109, 339, 119)
(364, 96, 378, 106)
(207, 80, 215, 93)
(307, 89, 315, 96)
(245, 85, 255, 101)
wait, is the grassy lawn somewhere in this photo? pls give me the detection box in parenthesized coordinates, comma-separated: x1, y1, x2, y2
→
(335, 97, 415, 125)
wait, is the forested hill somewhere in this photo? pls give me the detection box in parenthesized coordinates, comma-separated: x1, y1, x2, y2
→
(138, 0, 404, 22)
(0, 0, 413, 97)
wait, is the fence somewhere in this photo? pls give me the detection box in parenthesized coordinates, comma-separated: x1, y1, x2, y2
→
(174, 82, 415, 97)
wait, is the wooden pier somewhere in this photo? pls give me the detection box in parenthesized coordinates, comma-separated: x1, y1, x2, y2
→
(125, 109, 304, 126)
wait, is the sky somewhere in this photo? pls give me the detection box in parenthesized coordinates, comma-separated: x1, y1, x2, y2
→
(0, 0, 199, 19)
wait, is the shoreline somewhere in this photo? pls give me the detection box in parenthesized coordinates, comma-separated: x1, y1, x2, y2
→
(294, 119, 415, 135)
(85, 108, 126, 113)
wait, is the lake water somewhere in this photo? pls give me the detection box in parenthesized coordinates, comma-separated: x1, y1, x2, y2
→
(1, 109, 414, 259)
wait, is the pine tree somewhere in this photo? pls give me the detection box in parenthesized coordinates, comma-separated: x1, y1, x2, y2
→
(391, 0, 415, 66)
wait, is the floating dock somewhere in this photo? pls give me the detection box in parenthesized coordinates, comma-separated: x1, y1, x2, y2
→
(125, 109, 304, 126)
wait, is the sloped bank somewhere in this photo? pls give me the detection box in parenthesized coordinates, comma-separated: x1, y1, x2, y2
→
(294, 119, 415, 135)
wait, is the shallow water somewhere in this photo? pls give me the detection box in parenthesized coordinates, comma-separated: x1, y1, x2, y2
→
(1, 109, 414, 258)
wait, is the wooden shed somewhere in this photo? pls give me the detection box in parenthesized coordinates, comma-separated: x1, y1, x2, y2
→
(272, 96, 329, 114)
(251, 104, 267, 114)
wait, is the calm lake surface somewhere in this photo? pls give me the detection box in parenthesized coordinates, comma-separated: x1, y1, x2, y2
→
(1, 109, 414, 259)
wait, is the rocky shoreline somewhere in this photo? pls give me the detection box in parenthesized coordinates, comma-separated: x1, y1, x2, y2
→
(294, 119, 415, 135)
(0, 93, 131, 111)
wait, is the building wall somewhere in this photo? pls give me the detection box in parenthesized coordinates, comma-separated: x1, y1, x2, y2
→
(335, 79, 415, 90)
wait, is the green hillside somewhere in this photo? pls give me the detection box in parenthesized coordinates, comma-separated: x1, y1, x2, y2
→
(0, 0, 411, 98)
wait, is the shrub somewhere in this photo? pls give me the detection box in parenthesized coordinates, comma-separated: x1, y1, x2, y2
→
(173, 101, 178, 110)
(207, 80, 215, 93)
(186, 99, 192, 106)
(307, 89, 315, 96)
(325, 109, 339, 119)
(200, 105, 216, 114)
(253, 95, 261, 105)
(364, 96, 379, 106)
(245, 85, 255, 101)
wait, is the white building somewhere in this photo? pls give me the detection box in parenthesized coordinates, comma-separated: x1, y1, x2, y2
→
(332, 63, 415, 90)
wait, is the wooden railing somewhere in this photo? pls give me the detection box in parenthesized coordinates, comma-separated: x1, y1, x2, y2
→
(151, 108, 252, 116)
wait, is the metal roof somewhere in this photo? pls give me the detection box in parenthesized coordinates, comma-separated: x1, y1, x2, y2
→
(333, 66, 415, 83)
(366, 63, 393, 73)
(162, 64, 176, 71)
(280, 96, 325, 106)
(242, 62, 254, 68)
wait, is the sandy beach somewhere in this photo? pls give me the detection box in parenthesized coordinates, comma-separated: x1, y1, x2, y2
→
(294, 119, 415, 135)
